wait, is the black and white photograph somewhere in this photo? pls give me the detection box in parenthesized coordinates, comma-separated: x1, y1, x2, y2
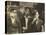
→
(5, 1, 45, 34)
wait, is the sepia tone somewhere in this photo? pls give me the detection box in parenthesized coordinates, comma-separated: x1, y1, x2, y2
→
(5, 1, 45, 34)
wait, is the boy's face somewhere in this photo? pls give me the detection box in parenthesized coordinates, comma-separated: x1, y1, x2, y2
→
(20, 7, 25, 14)
(10, 10, 17, 18)
(25, 8, 30, 14)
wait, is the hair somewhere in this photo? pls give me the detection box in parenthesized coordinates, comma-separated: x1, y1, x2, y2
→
(9, 7, 18, 12)
(25, 7, 32, 13)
